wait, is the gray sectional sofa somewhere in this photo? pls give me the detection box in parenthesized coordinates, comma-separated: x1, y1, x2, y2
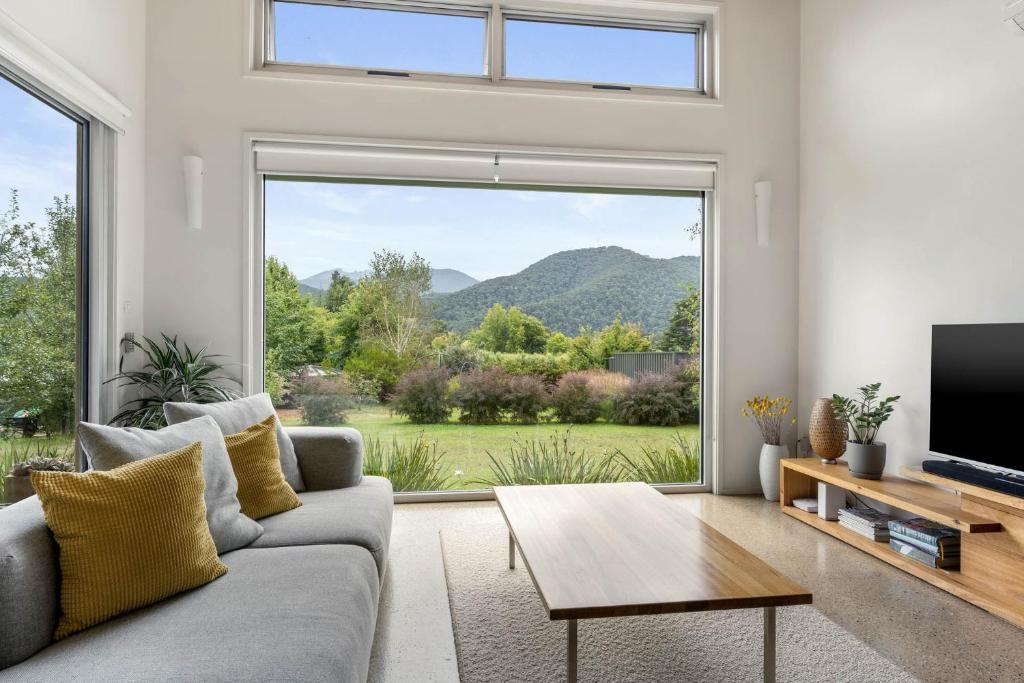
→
(0, 427, 393, 682)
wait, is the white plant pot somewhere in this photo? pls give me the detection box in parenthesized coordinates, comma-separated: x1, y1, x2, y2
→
(759, 443, 790, 502)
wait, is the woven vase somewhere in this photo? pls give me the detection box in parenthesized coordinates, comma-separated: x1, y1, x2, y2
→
(809, 397, 848, 462)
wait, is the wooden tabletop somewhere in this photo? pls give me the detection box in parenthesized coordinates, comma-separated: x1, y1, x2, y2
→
(495, 482, 812, 621)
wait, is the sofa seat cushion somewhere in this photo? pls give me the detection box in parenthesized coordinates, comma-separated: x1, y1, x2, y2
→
(0, 545, 379, 683)
(248, 476, 393, 579)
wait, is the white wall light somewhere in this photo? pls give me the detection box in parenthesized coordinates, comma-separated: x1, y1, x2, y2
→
(1007, 0, 1024, 32)
(754, 180, 772, 247)
(183, 155, 204, 230)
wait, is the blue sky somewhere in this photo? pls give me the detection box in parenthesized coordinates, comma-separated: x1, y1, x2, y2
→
(274, 1, 696, 88)
(0, 77, 77, 227)
(2, 6, 700, 284)
(265, 181, 701, 281)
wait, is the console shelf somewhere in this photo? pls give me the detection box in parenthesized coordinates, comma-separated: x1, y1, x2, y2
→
(780, 458, 1024, 629)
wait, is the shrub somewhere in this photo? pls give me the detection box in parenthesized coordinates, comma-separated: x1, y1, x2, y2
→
(440, 345, 483, 374)
(479, 351, 573, 384)
(612, 373, 689, 426)
(390, 367, 452, 423)
(475, 431, 621, 486)
(451, 368, 509, 424)
(505, 375, 549, 424)
(550, 375, 602, 424)
(617, 433, 701, 484)
(672, 360, 702, 424)
(292, 375, 352, 426)
(343, 345, 411, 401)
(363, 435, 452, 492)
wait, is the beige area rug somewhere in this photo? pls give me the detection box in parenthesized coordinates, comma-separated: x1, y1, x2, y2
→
(440, 512, 920, 683)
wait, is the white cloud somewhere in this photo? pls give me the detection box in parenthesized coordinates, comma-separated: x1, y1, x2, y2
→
(569, 194, 616, 218)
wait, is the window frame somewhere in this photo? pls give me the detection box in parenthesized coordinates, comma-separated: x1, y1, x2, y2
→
(0, 64, 91, 450)
(253, 0, 718, 102)
(243, 133, 721, 501)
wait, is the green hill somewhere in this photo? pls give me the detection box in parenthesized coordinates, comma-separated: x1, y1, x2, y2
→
(432, 246, 700, 334)
(300, 267, 477, 294)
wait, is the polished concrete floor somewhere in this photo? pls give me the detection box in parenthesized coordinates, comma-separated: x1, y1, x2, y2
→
(370, 494, 1024, 683)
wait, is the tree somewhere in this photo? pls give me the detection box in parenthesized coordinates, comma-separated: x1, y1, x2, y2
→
(662, 286, 701, 354)
(470, 303, 549, 353)
(594, 315, 651, 358)
(356, 250, 433, 359)
(545, 331, 571, 354)
(324, 271, 354, 312)
(264, 256, 329, 374)
(0, 192, 77, 433)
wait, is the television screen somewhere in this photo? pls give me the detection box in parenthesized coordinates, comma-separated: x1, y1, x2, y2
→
(931, 323, 1024, 473)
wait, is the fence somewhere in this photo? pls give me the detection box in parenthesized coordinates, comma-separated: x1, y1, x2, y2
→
(608, 352, 692, 379)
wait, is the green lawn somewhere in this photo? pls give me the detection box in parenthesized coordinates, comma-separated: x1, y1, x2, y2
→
(280, 405, 700, 490)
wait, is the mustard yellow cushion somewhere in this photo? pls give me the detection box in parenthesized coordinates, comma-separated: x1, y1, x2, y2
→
(31, 442, 227, 640)
(224, 415, 302, 520)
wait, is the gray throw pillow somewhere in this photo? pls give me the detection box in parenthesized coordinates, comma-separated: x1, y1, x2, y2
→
(77, 416, 263, 554)
(163, 393, 305, 492)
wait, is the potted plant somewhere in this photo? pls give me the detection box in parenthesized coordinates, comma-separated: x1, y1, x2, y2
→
(831, 383, 900, 479)
(743, 395, 795, 501)
(106, 333, 240, 429)
(5, 456, 75, 505)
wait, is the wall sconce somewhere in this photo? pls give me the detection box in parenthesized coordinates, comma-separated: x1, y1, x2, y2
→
(754, 180, 772, 246)
(183, 155, 204, 231)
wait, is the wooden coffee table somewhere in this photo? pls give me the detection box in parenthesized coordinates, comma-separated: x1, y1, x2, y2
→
(495, 482, 812, 682)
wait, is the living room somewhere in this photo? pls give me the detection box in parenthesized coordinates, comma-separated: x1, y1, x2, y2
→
(1, 0, 1023, 681)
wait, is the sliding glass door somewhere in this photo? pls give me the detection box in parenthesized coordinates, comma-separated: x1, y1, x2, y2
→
(0, 69, 88, 488)
(262, 177, 704, 495)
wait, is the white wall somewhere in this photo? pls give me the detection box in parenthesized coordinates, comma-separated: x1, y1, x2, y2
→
(799, 1, 1024, 473)
(0, 0, 147, 418)
(143, 0, 800, 493)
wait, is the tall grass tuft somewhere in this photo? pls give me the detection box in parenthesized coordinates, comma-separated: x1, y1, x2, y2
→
(0, 439, 74, 503)
(616, 432, 701, 484)
(363, 434, 453, 492)
(476, 430, 622, 486)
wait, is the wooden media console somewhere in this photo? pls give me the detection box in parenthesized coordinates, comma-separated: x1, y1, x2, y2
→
(780, 458, 1024, 629)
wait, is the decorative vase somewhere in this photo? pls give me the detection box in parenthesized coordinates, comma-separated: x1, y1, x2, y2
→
(809, 398, 848, 464)
(3, 475, 34, 505)
(845, 442, 886, 480)
(759, 443, 790, 502)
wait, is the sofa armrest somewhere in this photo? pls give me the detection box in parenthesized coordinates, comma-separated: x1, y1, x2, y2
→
(284, 427, 364, 491)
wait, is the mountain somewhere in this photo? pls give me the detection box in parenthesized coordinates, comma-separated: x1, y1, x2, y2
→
(432, 246, 700, 335)
(300, 267, 478, 294)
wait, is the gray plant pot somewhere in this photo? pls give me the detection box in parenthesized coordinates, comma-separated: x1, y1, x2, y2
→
(845, 442, 886, 480)
(4, 475, 34, 505)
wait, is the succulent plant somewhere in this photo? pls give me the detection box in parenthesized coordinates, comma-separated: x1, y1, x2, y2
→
(10, 458, 75, 477)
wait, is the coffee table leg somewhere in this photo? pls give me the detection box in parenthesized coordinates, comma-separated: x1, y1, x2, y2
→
(567, 619, 577, 683)
(763, 607, 776, 683)
(508, 532, 515, 569)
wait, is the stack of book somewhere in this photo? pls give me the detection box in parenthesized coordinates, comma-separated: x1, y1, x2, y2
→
(837, 507, 894, 541)
(887, 518, 961, 569)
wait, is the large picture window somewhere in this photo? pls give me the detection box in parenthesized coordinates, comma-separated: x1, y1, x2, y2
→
(0, 69, 89, 496)
(262, 0, 712, 96)
(261, 173, 706, 495)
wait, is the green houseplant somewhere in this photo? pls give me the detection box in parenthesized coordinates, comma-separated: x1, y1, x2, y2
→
(831, 383, 900, 479)
(106, 334, 240, 429)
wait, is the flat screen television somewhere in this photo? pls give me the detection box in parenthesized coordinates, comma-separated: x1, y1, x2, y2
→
(930, 323, 1024, 475)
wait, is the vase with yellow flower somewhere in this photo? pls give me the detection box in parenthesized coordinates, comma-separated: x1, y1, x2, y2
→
(743, 395, 795, 501)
